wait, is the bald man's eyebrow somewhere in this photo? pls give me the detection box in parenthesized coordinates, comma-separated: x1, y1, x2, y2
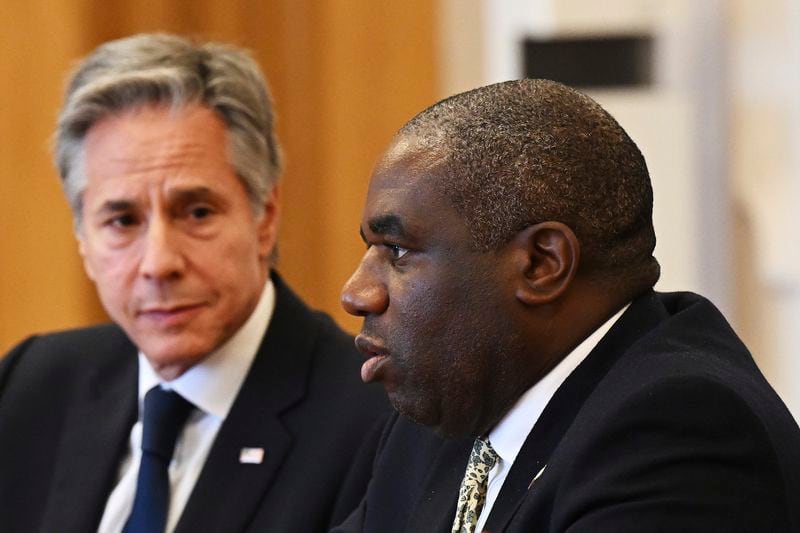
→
(368, 214, 409, 239)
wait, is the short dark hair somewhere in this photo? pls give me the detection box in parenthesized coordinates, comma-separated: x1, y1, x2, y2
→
(401, 78, 660, 288)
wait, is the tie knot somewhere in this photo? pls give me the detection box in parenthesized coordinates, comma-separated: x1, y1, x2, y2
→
(465, 438, 498, 484)
(141, 386, 194, 459)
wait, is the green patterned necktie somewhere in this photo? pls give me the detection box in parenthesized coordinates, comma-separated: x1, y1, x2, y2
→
(451, 438, 499, 533)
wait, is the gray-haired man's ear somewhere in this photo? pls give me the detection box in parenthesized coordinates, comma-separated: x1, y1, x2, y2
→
(77, 234, 96, 281)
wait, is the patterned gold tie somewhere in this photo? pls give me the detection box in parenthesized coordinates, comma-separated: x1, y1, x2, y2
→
(451, 438, 499, 533)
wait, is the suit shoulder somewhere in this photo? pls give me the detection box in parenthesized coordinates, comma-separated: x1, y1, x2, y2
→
(611, 292, 774, 398)
(599, 324, 799, 449)
(572, 299, 800, 511)
(268, 276, 390, 414)
(305, 310, 386, 399)
(270, 274, 362, 369)
(556, 373, 800, 529)
(310, 310, 362, 362)
(0, 324, 133, 393)
(4, 322, 130, 360)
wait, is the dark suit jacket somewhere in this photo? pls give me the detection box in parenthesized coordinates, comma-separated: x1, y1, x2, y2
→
(0, 273, 389, 533)
(334, 291, 800, 533)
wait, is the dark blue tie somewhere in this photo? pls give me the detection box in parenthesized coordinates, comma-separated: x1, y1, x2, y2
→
(123, 386, 194, 533)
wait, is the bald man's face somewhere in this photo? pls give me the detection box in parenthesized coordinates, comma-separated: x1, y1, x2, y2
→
(342, 136, 528, 437)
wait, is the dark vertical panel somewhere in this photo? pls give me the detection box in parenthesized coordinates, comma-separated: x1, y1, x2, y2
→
(524, 35, 653, 88)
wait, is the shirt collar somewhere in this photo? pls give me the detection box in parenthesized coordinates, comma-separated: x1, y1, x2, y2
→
(487, 303, 629, 464)
(138, 278, 276, 420)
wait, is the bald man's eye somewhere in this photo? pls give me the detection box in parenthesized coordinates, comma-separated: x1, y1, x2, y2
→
(387, 244, 409, 261)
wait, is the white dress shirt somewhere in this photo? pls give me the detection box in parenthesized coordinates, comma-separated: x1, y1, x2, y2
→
(98, 279, 276, 533)
(474, 304, 629, 533)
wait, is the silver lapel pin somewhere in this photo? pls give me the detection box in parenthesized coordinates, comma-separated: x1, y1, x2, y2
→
(528, 464, 547, 489)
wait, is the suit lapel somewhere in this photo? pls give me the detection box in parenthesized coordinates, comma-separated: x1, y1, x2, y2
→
(39, 332, 138, 533)
(175, 274, 320, 533)
(484, 291, 669, 532)
(405, 438, 474, 533)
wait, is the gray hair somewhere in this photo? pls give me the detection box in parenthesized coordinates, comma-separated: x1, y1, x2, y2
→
(55, 33, 282, 225)
(401, 79, 660, 289)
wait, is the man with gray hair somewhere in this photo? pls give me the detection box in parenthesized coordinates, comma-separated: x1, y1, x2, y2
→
(0, 33, 387, 533)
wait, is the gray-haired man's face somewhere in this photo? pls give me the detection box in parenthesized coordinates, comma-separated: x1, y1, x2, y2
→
(77, 103, 279, 380)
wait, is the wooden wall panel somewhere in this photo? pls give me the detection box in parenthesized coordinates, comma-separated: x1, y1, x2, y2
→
(0, 0, 106, 353)
(299, 1, 438, 331)
(0, 0, 437, 352)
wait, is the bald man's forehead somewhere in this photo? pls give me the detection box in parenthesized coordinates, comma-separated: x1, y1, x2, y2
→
(379, 132, 449, 173)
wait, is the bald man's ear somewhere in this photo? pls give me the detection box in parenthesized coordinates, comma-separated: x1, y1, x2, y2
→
(510, 222, 580, 306)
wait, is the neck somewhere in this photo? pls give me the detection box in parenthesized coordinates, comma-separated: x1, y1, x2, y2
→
(152, 360, 197, 381)
(537, 277, 635, 374)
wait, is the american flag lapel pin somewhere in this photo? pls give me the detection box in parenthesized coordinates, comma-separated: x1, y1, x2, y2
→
(239, 447, 265, 464)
